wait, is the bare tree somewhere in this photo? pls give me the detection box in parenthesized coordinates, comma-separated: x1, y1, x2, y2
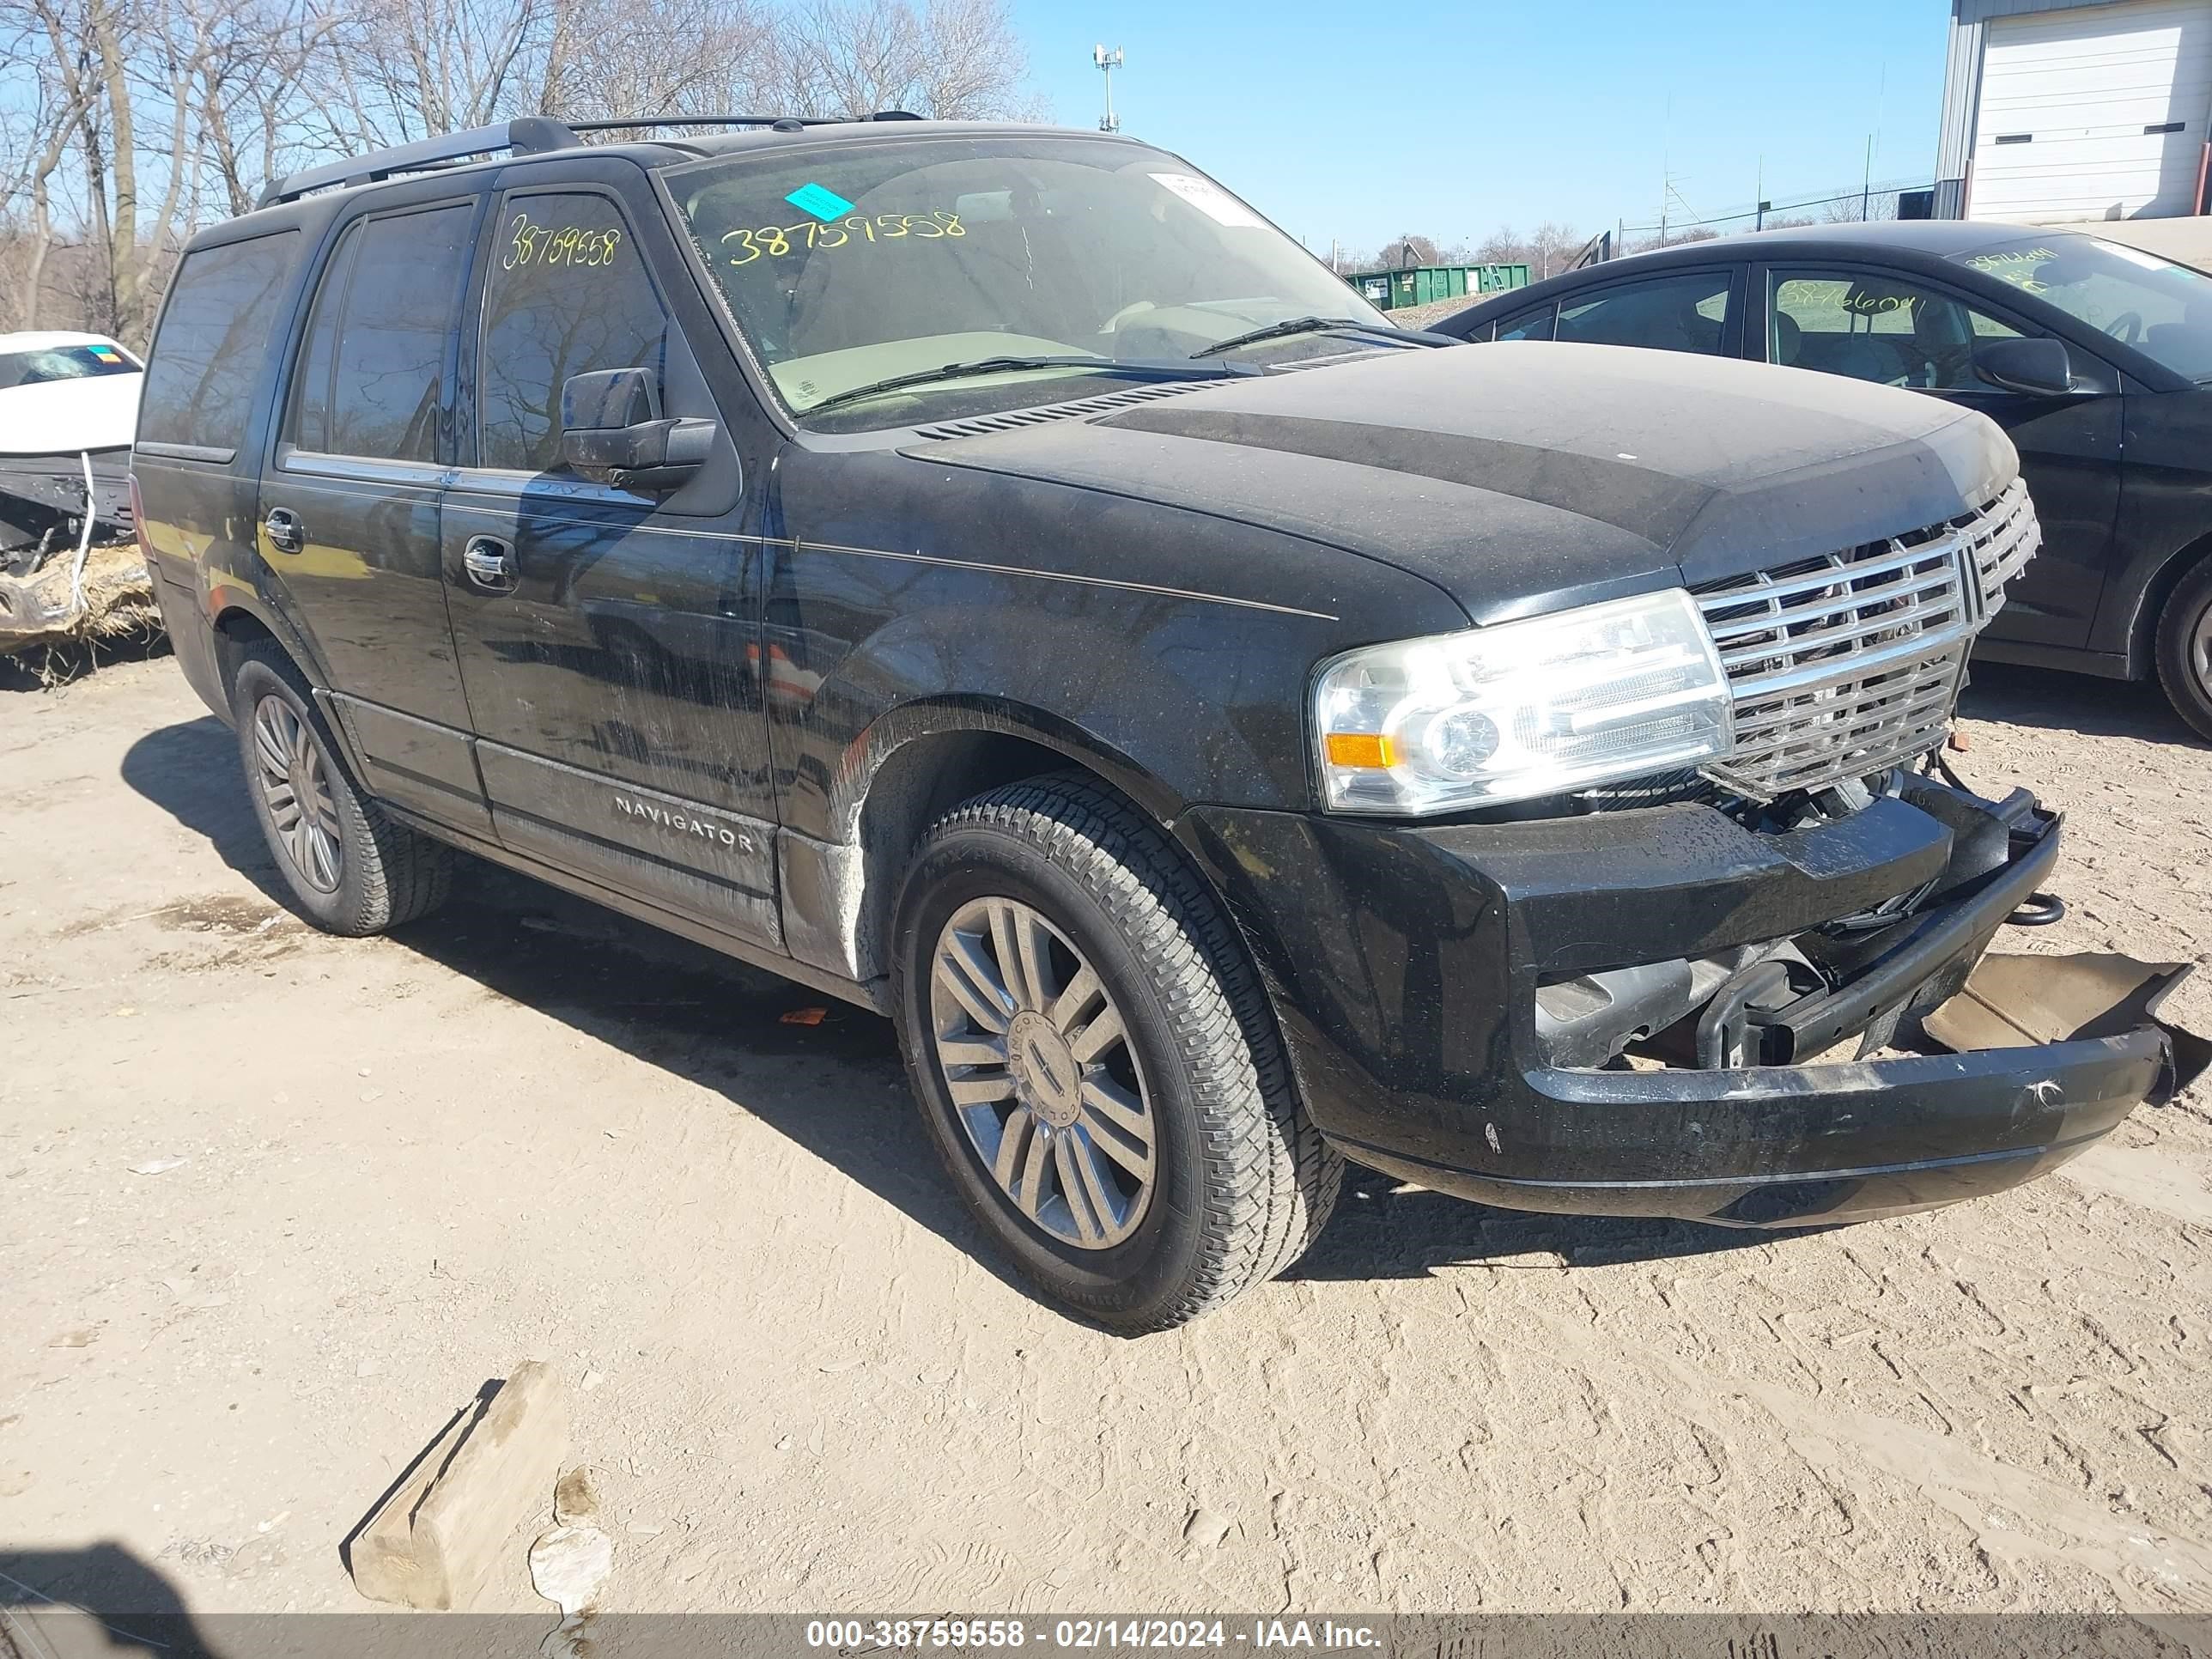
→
(1821, 191, 1898, 225)
(1369, 231, 1438, 269)
(1526, 221, 1579, 280)
(0, 15, 96, 329)
(192, 0, 342, 217)
(1473, 224, 1520, 265)
(771, 0, 1030, 118)
(0, 0, 1038, 341)
(540, 0, 775, 120)
(310, 0, 547, 150)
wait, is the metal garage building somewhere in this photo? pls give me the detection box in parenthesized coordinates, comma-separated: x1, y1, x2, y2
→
(1936, 0, 2212, 220)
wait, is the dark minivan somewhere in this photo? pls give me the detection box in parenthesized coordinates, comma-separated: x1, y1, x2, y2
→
(1431, 222, 2212, 739)
(134, 118, 2201, 1330)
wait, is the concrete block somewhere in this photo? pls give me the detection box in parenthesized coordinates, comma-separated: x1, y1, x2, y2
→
(347, 1360, 568, 1611)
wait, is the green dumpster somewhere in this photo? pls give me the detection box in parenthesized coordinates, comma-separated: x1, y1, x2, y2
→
(1341, 264, 1529, 312)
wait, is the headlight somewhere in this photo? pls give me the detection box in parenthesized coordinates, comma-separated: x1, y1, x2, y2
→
(1312, 589, 1735, 814)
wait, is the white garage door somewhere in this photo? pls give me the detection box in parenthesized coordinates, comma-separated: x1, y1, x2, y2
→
(1971, 0, 2212, 222)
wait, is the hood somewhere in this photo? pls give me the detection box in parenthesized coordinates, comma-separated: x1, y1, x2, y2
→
(0, 371, 142, 457)
(911, 343, 2014, 624)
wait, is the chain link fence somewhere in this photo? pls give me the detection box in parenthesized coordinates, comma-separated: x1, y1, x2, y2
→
(1585, 178, 1942, 264)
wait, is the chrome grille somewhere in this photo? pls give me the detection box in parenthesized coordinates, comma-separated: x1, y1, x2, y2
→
(1694, 479, 2039, 799)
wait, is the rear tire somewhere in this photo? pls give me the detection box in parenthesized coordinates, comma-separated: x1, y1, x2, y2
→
(2155, 558, 2212, 744)
(890, 773, 1340, 1332)
(229, 647, 453, 935)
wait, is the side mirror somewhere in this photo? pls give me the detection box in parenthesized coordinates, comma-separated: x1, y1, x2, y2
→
(559, 367, 715, 493)
(1972, 337, 2075, 398)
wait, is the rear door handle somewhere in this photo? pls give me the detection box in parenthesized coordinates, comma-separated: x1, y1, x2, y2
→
(462, 535, 516, 593)
(264, 507, 304, 554)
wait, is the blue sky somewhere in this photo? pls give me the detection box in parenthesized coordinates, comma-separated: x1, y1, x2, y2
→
(1009, 0, 1952, 256)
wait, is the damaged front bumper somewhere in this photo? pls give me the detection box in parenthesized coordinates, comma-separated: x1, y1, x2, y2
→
(0, 447, 131, 553)
(1188, 776, 2205, 1229)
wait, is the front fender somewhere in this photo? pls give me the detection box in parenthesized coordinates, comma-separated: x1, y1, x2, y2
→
(764, 444, 1472, 843)
(787, 597, 1305, 842)
(822, 693, 1179, 845)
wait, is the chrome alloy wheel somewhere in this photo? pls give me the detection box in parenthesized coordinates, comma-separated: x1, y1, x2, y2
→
(250, 694, 343, 894)
(929, 896, 1157, 1249)
(2193, 598, 2212, 702)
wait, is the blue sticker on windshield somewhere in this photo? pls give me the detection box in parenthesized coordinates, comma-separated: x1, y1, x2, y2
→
(786, 182, 855, 222)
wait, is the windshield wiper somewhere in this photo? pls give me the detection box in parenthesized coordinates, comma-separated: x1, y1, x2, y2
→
(800, 354, 1255, 419)
(1190, 315, 1413, 359)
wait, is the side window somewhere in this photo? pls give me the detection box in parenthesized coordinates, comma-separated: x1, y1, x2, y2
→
(138, 233, 301, 453)
(478, 192, 669, 474)
(1769, 271, 2023, 392)
(287, 225, 358, 456)
(1492, 304, 1555, 343)
(286, 204, 473, 463)
(1553, 271, 1732, 355)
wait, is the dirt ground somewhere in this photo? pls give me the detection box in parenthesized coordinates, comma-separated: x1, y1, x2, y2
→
(3, 650, 2209, 1620)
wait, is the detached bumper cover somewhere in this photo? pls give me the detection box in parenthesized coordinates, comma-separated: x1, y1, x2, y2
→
(1187, 785, 2194, 1228)
(0, 447, 132, 527)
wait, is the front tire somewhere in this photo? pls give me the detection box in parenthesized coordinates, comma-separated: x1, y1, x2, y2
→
(229, 647, 453, 935)
(2156, 558, 2212, 744)
(890, 774, 1340, 1332)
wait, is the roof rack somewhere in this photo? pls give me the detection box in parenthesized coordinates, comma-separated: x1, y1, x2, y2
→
(256, 110, 927, 209)
(258, 118, 580, 209)
(565, 111, 922, 134)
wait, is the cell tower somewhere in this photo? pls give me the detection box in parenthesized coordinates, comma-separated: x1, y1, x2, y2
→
(1093, 44, 1123, 133)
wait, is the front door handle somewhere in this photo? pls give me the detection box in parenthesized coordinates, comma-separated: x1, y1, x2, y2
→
(264, 507, 304, 555)
(462, 535, 516, 593)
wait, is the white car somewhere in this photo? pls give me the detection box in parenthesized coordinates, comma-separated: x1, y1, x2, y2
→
(0, 331, 143, 571)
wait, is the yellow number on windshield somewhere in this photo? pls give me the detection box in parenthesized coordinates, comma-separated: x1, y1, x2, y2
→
(720, 210, 964, 266)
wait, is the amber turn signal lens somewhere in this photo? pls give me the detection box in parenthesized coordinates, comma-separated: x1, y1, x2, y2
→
(1323, 732, 1395, 769)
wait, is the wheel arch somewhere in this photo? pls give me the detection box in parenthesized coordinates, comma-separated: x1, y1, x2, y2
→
(207, 593, 322, 701)
(204, 598, 386, 793)
(2124, 529, 2212, 678)
(780, 696, 1209, 992)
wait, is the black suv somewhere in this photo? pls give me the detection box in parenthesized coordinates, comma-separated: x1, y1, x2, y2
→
(134, 117, 2199, 1331)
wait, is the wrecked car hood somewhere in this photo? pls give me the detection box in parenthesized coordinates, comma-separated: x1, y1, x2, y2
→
(915, 343, 2015, 623)
(0, 372, 142, 457)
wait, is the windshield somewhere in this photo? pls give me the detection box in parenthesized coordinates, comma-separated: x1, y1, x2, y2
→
(0, 342, 140, 390)
(668, 135, 1388, 424)
(1954, 234, 2212, 381)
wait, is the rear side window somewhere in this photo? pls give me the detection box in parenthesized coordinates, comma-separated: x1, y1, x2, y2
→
(138, 233, 300, 453)
(1553, 271, 1732, 355)
(477, 191, 669, 473)
(287, 204, 473, 463)
(1492, 304, 1555, 343)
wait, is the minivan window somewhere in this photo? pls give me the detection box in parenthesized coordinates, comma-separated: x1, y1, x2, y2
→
(667, 136, 1384, 422)
(286, 204, 473, 463)
(478, 192, 669, 473)
(1955, 234, 2212, 382)
(137, 233, 299, 453)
